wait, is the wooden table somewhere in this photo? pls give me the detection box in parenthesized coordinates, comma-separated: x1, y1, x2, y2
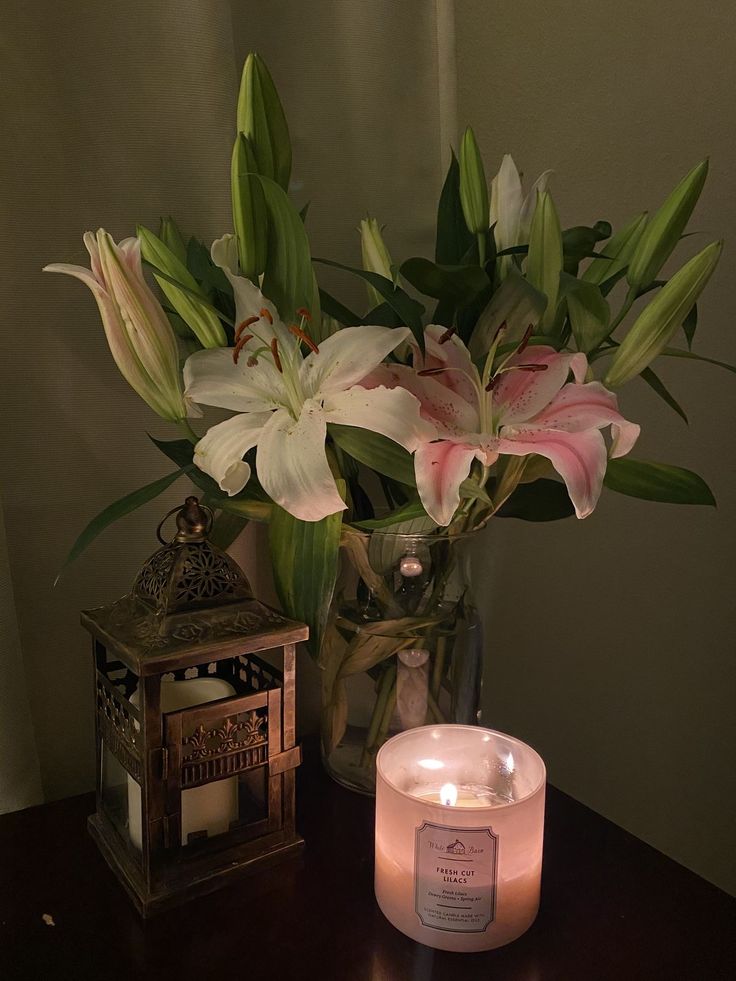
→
(2, 749, 734, 981)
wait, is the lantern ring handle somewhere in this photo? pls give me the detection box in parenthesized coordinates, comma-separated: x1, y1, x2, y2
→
(156, 502, 214, 545)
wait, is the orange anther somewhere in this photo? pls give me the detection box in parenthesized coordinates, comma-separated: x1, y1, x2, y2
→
(270, 338, 283, 373)
(260, 307, 274, 325)
(289, 324, 319, 354)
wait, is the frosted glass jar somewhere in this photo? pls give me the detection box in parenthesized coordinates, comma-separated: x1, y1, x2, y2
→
(375, 725, 546, 952)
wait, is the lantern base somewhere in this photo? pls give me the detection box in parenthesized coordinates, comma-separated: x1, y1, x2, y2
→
(88, 813, 304, 917)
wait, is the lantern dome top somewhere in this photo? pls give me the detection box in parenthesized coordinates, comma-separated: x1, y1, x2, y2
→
(80, 497, 308, 675)
(133, 496, 253, 618)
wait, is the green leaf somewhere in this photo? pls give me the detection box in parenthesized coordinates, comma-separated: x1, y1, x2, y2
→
(640, 367, 688, 423)
(582, 212, 648, 288)
(436, 151, 475, 264)
(605, 241, 723, 387)
(255, 175, 313, 320)
(682, 303, 698, 349)
(562, 221, 611, 275)
(237, 53, 292, 190)
(604, 458, 715, 506)
(562, 275, 611, 353)
(496, 479, 575, 521)
(329, 425, 490, 503)
(400, 257, 489, 303)
(137, 225, 228, 347)
(468, 269, 546, 359)
(352, 501, 430, 530)
(185, 237, 232, 297)
(269, 491, 343, 658)
(458, 127, 489, 235)
(526, 190, 563, 334)
(314, 257, 425, 350)
(661, 347, 736, 374)
(149, 436, 222, 496)
(317, 288, 362, 327)
(57, 467, 190, 581)
(232, 133, 268, 281)
(627, 160, 709, 290)
(210, 497, 273, 522)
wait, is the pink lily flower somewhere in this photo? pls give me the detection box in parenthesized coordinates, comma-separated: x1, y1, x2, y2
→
(365, 325, 640, 526)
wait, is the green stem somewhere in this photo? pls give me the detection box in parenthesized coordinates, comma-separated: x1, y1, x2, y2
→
(477, 232, 487, 268)
(178, 419, 201, 446)
(603, 286, 636, 342)
(431, 637, 447, 702)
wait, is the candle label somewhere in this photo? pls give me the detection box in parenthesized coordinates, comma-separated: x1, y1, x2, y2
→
(414, 822, 498, 933)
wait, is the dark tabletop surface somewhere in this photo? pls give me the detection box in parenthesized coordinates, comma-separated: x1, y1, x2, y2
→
(1, 745, 735, 981)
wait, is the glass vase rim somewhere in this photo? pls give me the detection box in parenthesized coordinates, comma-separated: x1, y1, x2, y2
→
(375, 724, 547, 810)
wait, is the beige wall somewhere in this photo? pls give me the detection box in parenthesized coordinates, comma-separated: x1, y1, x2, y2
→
(3, 0, 733, 895)
(456, 0, 736, 895)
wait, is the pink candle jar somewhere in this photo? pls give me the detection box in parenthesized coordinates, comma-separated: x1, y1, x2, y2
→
(375, 725, 546, 952)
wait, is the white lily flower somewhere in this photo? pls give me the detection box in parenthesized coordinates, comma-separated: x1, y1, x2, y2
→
(44, 229, 189, 421)
(184, 250, 433, 521)
(490, 155, 553, 278)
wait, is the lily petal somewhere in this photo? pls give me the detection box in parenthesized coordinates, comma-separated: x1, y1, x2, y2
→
(257, 401, 347, 521)
(490, 154, 523, 253)
(519, 170, 554, 242)
(193, 411, 271, 496)
(497, 427, 607, 518)
(422, 324, 480, 407)
(300, 325, 410, 397)
(184, 347, 281, 413)
(360, 363, 479, 437)
(523, 381, 641, 458)
(210, 241, 289, 347)
(43, 262, 103, 294)
(210, 233, 239, 275)
(414, 439, 479, 526)
(493, 347, 588, 425)
(323, 384, 436, 451)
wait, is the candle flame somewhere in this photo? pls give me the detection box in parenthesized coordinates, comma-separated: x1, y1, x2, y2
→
(440, 783, 458, 806)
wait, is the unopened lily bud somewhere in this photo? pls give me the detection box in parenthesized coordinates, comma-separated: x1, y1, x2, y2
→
(237, 53, 292, 190)
(360, 216, 393, 308)
(606, 240, 722, 388)
(44, 230, 189, 421)
(137, 225, 227, 349)
(459, 127, 489, 235)
(627, 160, 709, 290)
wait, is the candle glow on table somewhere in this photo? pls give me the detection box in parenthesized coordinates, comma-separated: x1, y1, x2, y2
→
(375, 725, 546, 952)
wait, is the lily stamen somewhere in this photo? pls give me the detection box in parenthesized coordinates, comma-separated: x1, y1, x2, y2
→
(235, 315, 259, 342)
(289, 324, 319, 354)
(296, 307, 312, 322)
(260, 307, 274, 325)
(516, 324, 534, 355)
(233, 333, 254, 365)
(439, 327, 457, 344)
(270, 337, 283, 373)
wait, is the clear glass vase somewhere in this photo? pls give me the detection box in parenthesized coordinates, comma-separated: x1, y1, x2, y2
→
(320, 528, 483, 794)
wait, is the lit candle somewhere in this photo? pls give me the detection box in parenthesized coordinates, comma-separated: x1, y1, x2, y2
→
(375, 725, 546, 952)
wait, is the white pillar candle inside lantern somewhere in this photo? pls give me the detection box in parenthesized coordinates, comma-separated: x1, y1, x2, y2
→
(128, 677, 238, 849)
(375, 725, 545, 952)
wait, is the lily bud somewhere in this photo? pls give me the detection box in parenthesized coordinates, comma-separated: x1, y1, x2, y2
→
(526, 190, 563, 334)
(232, 133, 268, 282)
(137, 225, 227, 349)
(627, 160, 709, 290)
(459, 127, 489, 235)
(582, 212, 647, 287)
(359, 217, 393, 308)
(237, 53, 292, 190)
(606, 240, 722, 388)
(159, 216, 187, 264)
(44, 230, 189, 421)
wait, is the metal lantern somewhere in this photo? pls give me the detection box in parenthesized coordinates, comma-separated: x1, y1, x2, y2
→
(81, 496, 306, 916)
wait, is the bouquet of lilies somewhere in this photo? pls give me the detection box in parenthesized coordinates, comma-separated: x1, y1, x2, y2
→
(48, 53, 730, 665)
